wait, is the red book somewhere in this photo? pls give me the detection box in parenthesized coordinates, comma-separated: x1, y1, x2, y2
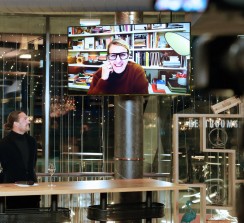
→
(151, 84, 166, 93)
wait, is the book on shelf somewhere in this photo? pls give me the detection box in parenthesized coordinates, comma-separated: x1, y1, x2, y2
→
(146, 33, 153, 48)
(151, 84, 166, 93)
(69, 27, 86, 35)
(134, 24, 147, 31)
(134, 51, 161, 67)
(150, 52, 161, 66)
(167, 80, 187, 93)
(151, 79, 166, 93)
(156, 34, 167, 48)
(156, 79, 166, 90)
(98, 52, 107, 61)
(114, 25, 120, 33)
(95, 36, 113, 50)
(134, 52, 140, 64)
(114, 34, 131, 48)
(152, 24, 167, 29)
(100, 26, 112, 33)
(84, 69, 96, 76)
(116, 25, 133, 32)
(84, 37, 95, 50)
(76, 40, 85, 50)
(163, 60, 181, 67)
(124, 24, 132, 32)
(145, 52, 150, 67)
(68, 27, 72, 35)
(134, 34, 147, 48)
(167, 23, 184, 29)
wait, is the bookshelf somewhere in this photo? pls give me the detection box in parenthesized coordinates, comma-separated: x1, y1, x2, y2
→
(67, 23, 190, 94)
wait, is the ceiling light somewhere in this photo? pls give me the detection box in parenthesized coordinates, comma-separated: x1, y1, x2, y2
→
(80, 19, 100, 26)
(19, 54, 32, 59)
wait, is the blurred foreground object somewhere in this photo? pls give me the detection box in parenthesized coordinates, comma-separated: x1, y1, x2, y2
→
(154, 0, 244, 12)
(194, 35, 244, 95)
(236, 184, 244, 223)
(154, 0, 208, 12)
(213, 0, 244, 11)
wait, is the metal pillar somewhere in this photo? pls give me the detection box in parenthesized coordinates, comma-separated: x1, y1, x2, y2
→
(114, 96, 144, 180)
(113, 12, 144, 222)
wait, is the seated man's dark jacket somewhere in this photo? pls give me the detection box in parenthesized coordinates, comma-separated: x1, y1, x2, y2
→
(0, 131, 40, 208)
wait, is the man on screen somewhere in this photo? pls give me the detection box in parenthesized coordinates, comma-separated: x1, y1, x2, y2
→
(87, 38, 149, 95)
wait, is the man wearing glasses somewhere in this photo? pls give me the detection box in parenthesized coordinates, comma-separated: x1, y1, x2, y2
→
(87, 38, 149, 95)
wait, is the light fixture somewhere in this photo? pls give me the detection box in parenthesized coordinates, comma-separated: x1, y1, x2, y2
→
(50, 96, 76, 117)
(34, 118, 42, 124)
(80, 19, 100, 26)
(164, 32, 190, 56)
(19, 54, 32, 59)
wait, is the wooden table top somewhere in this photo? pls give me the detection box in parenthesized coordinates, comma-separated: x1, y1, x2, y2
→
(0, 179, 187, 197)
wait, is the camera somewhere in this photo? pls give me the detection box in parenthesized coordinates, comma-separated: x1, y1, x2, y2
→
(194, 35, 244, 95)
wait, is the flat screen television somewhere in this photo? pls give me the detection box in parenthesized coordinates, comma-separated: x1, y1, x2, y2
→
(67, 22, 191, 96)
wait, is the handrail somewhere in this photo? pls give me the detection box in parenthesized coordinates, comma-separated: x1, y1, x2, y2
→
(37, 172, 113, 177)
(36, 172, 170, 178)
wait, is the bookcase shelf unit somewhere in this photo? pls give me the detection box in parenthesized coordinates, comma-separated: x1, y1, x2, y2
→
(172, 111, 243, 222)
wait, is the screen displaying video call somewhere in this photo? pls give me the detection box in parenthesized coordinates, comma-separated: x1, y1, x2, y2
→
(67, 22, 191, 96)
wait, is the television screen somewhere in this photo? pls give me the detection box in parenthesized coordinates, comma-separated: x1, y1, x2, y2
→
(67, 22, 191, 96)
(154, 0, 208, 12)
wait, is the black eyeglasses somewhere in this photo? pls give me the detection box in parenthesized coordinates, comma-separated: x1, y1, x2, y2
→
(107, 52, 129, 61)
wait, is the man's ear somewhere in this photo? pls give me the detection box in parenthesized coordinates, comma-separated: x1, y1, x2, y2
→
(13, 121, 19, 127)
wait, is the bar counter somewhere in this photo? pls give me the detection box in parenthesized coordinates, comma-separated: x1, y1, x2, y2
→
(0, 178, 187, 196)
(0, 179, 188, 222)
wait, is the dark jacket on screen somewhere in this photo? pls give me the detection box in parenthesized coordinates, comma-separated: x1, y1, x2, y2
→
(87, 61, 149, 95)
